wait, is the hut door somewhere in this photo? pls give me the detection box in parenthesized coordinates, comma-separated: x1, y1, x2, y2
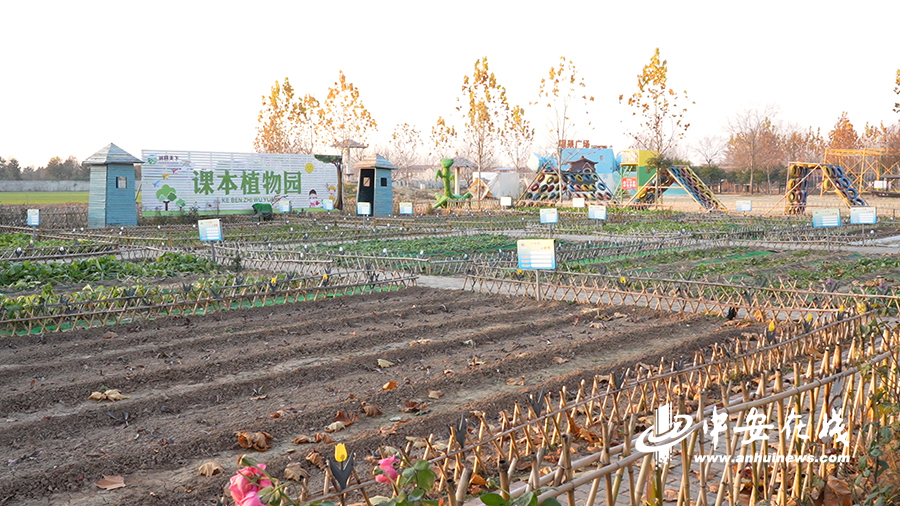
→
(357, 168, 375, 214)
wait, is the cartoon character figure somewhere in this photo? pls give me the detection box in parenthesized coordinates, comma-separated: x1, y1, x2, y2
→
(327, 185, 336, 203)
(308, 189, 321, 208)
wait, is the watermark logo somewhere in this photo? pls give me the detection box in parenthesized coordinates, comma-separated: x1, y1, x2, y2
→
(634, 403, 694, 463)
(635, 403, 850, 465)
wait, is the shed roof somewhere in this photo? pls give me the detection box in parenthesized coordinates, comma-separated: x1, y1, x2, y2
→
(451, 157, 477, 169)
(354, 154, 397, 170)
(84, 143, 142, 165)
(332, 138, 368, 149)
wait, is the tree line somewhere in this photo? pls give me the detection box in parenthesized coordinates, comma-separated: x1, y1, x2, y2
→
(0, 155, 89, 181)
(255, 57, 900, 193)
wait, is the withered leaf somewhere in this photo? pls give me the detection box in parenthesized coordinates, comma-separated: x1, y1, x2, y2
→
(325, 421, 346, 433)
(236, 431, 273, 451)
(552, 357, 569, 364)
(401, 401, 429, 413)
(250, 394, 268, 401)
(468, 357, 486, 367)
(88, 389, 130, 402)
(382, 381, 397, 390)
(377, 359, 395, 368)
(334, 410, 359, 425)
(506, 376, 525, 386)
(284, 462, 310, 482)
(378, 424, 398, 435)
(101, 331, 118, 339)
(292, 435, 312, 444)
(96, 475, 126, 490)
(361, 401, 383, 417)
(428, 390, 444, 399)
(470, 474, 487, 486)
(314, 432, 335, 443)
(198, 461, 224, 477)
(306, 449, 326, 469)
(662, 489, 678, 502)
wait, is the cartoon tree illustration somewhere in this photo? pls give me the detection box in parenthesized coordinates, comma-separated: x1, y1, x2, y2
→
(156, 184, 178, 211)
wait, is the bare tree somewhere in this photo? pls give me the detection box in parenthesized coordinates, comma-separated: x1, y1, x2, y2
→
(781, 124, 824, 163)
(692, 135, 726, 167)
(382, 123, 424, 182)
(725, 103, 782, 194)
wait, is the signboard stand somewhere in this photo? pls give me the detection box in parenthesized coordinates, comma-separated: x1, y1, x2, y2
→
(540, 208, 558, 237)
(198, 219, 223, 264)
(27, 209, 40, 241)
(517, 239, 556, 302)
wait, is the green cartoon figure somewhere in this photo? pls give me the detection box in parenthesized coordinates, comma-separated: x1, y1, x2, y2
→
(433, 158, 473, 209)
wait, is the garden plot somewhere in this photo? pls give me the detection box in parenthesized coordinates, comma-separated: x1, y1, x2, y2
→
(0, 286, 760, 505)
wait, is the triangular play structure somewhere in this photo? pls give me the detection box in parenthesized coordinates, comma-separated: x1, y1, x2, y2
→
(519, 153, 615, 204)
(624, 166, 725, 211)
(784, 163, 866, 215)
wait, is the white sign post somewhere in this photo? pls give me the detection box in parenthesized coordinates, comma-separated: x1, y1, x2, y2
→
(850, 206, 877, 224)
(517, 239, 556, 301)
(588, 205, 607, 220)
(198, 218, 223, 263)
(540, 208, 558, 236)
(26, 209, 40, 240)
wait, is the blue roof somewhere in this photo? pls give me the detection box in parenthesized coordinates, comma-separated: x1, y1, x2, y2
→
(84, 143, 142, 165)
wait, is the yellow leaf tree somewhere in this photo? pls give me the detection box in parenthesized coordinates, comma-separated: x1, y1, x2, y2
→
(894, 69, 899, 114)
(457, 57, 511, 191)
(430, 116, 458, 160)
(827, 112, 859, 150)
(320, 70, 378, 209)
(501, 104, 534, 171)
(621, 48, 692, 161)
(254, 78, 300, 154)
(533, 57, 593, 200)
(254, 78, 322, 155)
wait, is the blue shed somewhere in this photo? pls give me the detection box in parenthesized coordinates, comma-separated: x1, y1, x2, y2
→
(85, 143, 140, 228)
(354, 154, 397, 217)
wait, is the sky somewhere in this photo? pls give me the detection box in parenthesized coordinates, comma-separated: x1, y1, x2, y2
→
(1, 0, 898, 169)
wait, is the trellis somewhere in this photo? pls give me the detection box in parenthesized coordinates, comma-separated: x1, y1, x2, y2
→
(0, 270, 416, 336)
(464, 266, 899, 320)
(299, 312, 897, 506)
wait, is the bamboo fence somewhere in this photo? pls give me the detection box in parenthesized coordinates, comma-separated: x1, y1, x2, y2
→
(301, 311, 899, 506)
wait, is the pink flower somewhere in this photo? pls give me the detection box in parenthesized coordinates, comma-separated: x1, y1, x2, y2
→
(229, 464, 272, 506)
(375, 455, 399, 483)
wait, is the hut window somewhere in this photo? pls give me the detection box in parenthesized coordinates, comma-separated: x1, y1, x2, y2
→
(363, 177, 371, 187)
(380, 177, 387, 187)
(116, 177, 127, 189)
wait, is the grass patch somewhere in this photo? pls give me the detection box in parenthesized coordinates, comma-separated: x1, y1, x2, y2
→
(0, 191, 89, 205)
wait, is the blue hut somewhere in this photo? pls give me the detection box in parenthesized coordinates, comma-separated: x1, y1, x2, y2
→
(354, 154, 397, 217)
(85, 143, 140, 228)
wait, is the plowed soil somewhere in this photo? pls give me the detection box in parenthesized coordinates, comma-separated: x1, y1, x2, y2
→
(0, 286, 759, 505)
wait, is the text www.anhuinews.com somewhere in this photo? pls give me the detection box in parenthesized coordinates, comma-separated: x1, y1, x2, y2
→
(694, 454, 849, 464)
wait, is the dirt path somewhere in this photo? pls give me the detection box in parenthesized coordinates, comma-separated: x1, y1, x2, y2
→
(0, 286, 758, 505)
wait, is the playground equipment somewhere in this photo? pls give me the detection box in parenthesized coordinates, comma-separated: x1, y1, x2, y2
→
(784, 163, 866, 215)
(433, 158, 473, 209)
(823, 148, 900, 191)
(519, 145, 617, 204)
(624, 165, 725, 211)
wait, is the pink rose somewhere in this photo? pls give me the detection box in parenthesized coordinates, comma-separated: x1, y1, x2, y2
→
(376, 455, 399, 483)
(229, 464, 272, 506)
